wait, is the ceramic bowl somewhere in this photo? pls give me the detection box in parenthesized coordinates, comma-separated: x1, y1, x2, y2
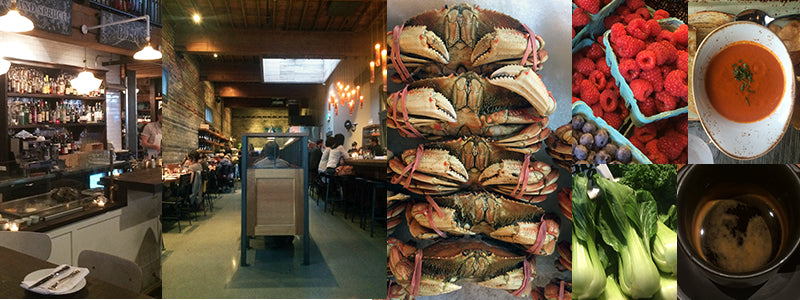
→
(677, 164, 800, 287)
(692, 21, 795, 160)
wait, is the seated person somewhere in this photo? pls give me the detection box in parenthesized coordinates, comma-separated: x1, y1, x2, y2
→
(366, 136, 386, 156)
(253, 141, 291, 168)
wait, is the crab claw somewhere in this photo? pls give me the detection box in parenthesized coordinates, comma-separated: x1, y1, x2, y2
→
(489, 65, 556, 117)
(388, 87, 457, 123)
(491, 219, 560, 255)
(478, 159, 550, 187)
(388, 25, 450, 65)
(472, 28, 531, 67)
(402, 149, 469, 184)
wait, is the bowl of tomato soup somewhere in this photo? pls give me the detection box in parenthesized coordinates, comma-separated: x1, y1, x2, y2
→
(693, 22, 794, 160)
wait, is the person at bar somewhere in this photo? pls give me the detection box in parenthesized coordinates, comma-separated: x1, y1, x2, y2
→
(324, 134, 348, 175)
(317, 137, 333, 174)
(141, 108, 162, 158)
(309, 139, 323, 179)
(348, 141, 359, 155)
(365, 136, 385, 157)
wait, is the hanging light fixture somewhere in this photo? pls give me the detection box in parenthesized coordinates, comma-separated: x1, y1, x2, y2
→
(70, 48, 102, 95)
(0, 0, 33, 33)
(81, 15, 161, 60)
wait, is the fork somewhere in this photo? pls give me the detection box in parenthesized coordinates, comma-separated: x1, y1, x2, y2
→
(48, 270, 81, 290)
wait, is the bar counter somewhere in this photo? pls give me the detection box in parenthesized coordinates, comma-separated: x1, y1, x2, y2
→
(0, 246, 151, 298)
(344, 158, 387, 181)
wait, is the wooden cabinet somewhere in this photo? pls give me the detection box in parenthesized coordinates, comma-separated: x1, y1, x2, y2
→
(246, 168, 304, 236)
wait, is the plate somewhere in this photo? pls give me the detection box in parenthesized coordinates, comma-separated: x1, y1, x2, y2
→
(23, 268, 86, 295)
(693, 21, 795, 160)
(687, 134, 714, 164)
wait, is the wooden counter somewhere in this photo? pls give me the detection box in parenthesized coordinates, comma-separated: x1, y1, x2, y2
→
(344, 159, 387, 181)
(0, 246, 151, 298)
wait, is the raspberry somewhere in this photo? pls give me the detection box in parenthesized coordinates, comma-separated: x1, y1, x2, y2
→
(658, 40, 679, 64)
(638, 96, 658, 116)
(677, 50, 688, 73)
(572, 72, 584, 94)
(618, 58, 640, 82)
(619, 103, 629, 119)
(645, 19, 661, 38)
(572, 96, 581, 103)
(589, 70, 607, 90)
(606, 78, 617, 90)
(657, 29, 677, 46)
(655, 90, 678, 112)
(596, 58, 611, 77)
(629, 136, 645, 152)
(586, 43, 605, 60)
(634, 7, 651, 20)
(614, 35, 645, 58)
(649, 152, 670, 164)
(630, 79, 654, 100)
(627, 18, 649, 40)
(574, 57, 596, 76)
(591, 103, 604, 119)
(646, 42, 671, 66)
(623, 12, 644, 25)
(604, 111, 622, 129)
(664, 70, 688, 98)
(645, 139, 660, 156)
(675, 149, 688, 164)
(600, 88, 619, 112)
(633, 124, 658, 142)
(580, 79, 601, 105)
(625, 0, 646, 10)
(639, 68, 664, 92)
(657, 130, 687, 161)
(675, 116, 688, 135)
(604, 15, 623, 30)
(575, 0, 600, 14)
(610, 23, 627, 44)
(653, 9, 670, 20)
(636, 50, 657, 70)
(674, 24, 689, 46)
(598, 35, 605, 47)
(573, 8, 591, 28)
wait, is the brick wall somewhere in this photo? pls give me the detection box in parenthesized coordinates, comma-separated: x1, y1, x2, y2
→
(229, 107, 289, 142)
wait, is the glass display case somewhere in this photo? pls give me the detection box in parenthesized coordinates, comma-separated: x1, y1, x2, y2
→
(240, 132, 309, 266)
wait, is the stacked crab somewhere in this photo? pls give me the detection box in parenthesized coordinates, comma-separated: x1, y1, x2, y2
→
(385, 4, 564, 299)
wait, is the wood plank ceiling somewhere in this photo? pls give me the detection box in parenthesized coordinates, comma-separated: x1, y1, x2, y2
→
(163, 0, 386, 107)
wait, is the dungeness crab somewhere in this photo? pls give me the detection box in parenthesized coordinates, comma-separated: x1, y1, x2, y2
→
(389, 136, 559, 201)
(387, 65, 555, 147)
(387, 3, 548, 80)
(388, 237, 536, 297)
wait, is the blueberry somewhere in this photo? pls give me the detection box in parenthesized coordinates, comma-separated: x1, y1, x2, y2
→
(574, 145, 589, 160)
(582, 122, 596, 134)
(572, 115, 585, 131)
(617, 146, 632, 163)
(595, 150, 611, 164)
(579, 133, 594, 147)
(594, 129, 609, 148)
(603, 144, 618, 156)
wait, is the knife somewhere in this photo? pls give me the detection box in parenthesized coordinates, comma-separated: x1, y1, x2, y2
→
(49, 269, 82, 290)
(28, 265, 70, 289)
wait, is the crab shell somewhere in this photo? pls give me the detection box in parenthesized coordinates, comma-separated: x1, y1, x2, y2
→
(387, 237, 535, 297)
(387, 3, 548, 77)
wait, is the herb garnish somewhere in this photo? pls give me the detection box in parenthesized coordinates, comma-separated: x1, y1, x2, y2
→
(732, 59, 754, 105)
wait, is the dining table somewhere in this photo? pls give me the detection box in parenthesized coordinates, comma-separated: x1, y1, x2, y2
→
(0, 246, 151, 298)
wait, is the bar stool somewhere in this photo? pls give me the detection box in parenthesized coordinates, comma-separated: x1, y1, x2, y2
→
(361, 178, 387, 237)
(337, 175, 356, 218)
(321, 172, 336, 213)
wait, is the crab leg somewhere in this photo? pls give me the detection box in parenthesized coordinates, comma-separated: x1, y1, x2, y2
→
(489, 65, 556, 117)
(491, 218, 560, 255)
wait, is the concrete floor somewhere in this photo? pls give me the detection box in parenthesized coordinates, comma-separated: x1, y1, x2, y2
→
(161, 186, 387, 299)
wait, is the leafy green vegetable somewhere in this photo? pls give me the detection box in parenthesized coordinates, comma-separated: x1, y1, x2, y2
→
(598, 275, 629, 300)
(594, 174, 661, 299)
(652, 273, 677, 300)
(652, 221, 678, 275)
(609, 164, 677, 230)
(573, 173, 607, 299)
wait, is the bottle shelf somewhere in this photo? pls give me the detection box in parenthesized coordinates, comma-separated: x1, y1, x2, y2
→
(7, 93, 105, 101)
(9, 122, 106, 130)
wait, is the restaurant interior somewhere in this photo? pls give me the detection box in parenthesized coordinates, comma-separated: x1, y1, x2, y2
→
(0, 0, 163, 298)
(160, 0, 387, 298)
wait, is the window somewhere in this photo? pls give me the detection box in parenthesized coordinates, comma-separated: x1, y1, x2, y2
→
(205, 106, 213, 123)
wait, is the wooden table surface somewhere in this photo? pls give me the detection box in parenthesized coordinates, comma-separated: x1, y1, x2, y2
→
(0, 246, 150, 299)
(344, 159, 387, 181)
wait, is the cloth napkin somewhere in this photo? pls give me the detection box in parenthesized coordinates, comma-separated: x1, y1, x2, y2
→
(20, 265, 90, 295)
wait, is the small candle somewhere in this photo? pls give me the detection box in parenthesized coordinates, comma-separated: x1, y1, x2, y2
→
(97, 200, 105, 207)
(370, 61, 375, 83)
(9, 222, 18, 232)
(375, 44, 381, 66)
(381, 49, 387, 67)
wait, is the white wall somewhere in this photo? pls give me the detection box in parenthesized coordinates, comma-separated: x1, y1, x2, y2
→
(322, 76, 382, 148)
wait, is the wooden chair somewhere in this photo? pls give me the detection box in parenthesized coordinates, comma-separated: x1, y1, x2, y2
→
(0, 231, 51, 261)
(78, 250, 143, 293)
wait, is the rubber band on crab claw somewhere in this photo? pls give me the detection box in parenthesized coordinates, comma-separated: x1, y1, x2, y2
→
(558, 280, 565, 300)
(520, 24, 538, 68)
(410, 248, 423, 297)
(511, 153, 532, 200)
(389, 144, 425, 190)
(390, 85, 425, 139)
(390, 24, 414, 84)
(527, 218, 548, 255)
(510, 258, 532, 297)
(425, 195, 447, 238)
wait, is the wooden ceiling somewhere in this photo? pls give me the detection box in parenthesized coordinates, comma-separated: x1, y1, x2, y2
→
(163, 0, 386, 106)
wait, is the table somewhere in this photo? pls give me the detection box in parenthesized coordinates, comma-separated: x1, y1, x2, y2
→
(0, 246, 151, 298)
(344, 159, 387, 181)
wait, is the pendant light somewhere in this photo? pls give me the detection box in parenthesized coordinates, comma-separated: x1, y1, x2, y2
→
(81, 15, 161, 60)
(70, 48, 102, 95)
(0, 0, 33, 33)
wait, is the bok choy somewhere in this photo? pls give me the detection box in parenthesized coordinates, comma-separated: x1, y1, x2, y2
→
(573, 173, 606, 299)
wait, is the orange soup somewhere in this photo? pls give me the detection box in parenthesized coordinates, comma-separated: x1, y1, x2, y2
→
(705, 41, 784, 123)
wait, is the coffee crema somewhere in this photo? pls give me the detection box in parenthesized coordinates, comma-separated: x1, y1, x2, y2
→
(692, 183, 785, 274)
